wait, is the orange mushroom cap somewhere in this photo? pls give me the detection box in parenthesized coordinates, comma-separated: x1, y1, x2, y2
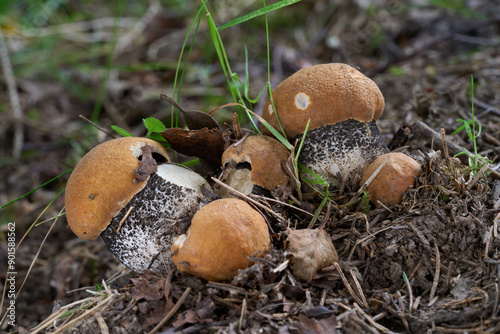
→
(262, 63, 385, 139)
(361, 152, 421, 206)
(65, 137, 170, 240)
(220, 135, 291, 195)
(171, 198, 271, 281)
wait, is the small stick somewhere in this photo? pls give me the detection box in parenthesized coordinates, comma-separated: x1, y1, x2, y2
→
(342, 156, 391, 208)
(349, 268, 368, 309)
(115, 206, 134, 233)
(79, 115, 117, 139)
(239, 298, 247, 330)
(317, 202, 332, 230)
(440, 128, 449, 161)
(232, 112, 243, 140)
(411, 121, 471, 164)
(160, 94, 187, 113)
(233, 131, 250, 147)
(428, 243, 441, 303)
(248, 194, 314, 217)
(353, 303, 396, 334)
(491, 282, 499, 318)
(334, 262, 363, 306)
(147, 287, 191, 334)
(0, 28, 23, 158)
(211, 177, 289, 224)
(96, 313, 109, 334)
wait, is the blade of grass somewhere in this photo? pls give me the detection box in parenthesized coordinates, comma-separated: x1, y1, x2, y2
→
(243, 45, 270, 104)
(204, 3, 259, 133)
(111, 125, 134, 137)
(90, 0, 124, 122)
(16, 188, 65, 251)
(171, 6, 204, 128)
(1, 168, 72, 210)
(308, 189, 330, 229)
(217, 0, 302, 31)
(213, 102, 292, 150)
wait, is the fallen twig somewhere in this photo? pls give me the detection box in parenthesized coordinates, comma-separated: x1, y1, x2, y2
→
(147, 287, 192, 334)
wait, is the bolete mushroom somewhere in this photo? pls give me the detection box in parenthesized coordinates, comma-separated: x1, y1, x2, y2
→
(262, 63, 389, 188)
(218, 135, 291, 197)
(65, 137, 211, 273)
(171, 198, 270, 281)
(360, 152, 421, 206)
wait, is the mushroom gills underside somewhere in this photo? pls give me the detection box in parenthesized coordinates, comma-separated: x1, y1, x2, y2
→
(298, 119, 389, 189)
(101, 164, 209, 273)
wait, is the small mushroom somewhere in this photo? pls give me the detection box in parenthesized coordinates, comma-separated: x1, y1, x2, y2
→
(218, 135, 291, 197)
(262, 63, 389, 188)
(65, 137, 211, 273)
(171, 198, 270, 281)
(360, 152, 421, 206)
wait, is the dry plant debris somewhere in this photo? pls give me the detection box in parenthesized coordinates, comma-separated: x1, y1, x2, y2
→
(1, 1, 500, 333)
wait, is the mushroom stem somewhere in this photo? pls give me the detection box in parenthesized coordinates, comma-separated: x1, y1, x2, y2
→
(298, 119, 389, 189)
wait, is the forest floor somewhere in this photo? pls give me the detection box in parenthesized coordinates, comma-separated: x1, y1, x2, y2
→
(1, 1, 500, 333)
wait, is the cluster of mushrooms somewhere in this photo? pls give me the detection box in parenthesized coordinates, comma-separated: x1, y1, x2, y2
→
(65, 63, 421, 282)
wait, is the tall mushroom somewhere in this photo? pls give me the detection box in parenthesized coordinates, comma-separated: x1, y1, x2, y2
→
(65, 137, 211, 273)
(262, 63, 389, 189)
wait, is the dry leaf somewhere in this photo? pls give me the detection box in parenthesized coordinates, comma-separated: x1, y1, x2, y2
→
(130, 271, 165, 301)
(285, 229, 338, 282)
(161, 127, 225, 168)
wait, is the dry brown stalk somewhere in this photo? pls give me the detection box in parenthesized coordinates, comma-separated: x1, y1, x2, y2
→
(428, 243, 441, 303)
(147, 287, 192, 334)
(334, 262, 363, 306)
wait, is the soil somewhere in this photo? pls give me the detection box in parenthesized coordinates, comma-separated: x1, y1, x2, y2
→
(1, 1, 500, 333)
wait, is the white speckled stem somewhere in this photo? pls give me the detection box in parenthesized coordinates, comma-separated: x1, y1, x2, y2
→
(101, 164, 210, 273)
(298, 119, 389, 189)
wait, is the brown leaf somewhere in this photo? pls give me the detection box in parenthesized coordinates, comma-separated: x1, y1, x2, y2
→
(131, 272, 165, 301)
(161, 127, 225, 168)
(285, 229, 338, 282)
(296, 314, 337, 334)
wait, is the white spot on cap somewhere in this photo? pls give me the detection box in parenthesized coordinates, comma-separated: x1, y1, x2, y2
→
(268, 104, 274, 116)
(295, 92, 310, 110)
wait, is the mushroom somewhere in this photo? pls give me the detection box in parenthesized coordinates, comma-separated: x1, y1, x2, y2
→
(262, 63, 389, 188)
(65, 137, 211, 273)
(218, 135, 291, 197)
(171, 198, 270, 281)
(360, 152, 421, 206)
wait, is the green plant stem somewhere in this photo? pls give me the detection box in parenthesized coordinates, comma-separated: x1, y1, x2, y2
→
(91, 0, 124, 122)
(470, 75, 477, 167)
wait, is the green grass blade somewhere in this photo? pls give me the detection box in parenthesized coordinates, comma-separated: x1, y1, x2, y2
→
(205, 6, 259, 133)
(308, 190, 329, 229)
(1, 169, 73, 210)
(111, 125, 134, 137)
(171, 5, 204, 128)
(91, 0, 124, 122)
(181, 158, 200, 167)
(217, 0, 302, 31)
(294, 119, 310, 166)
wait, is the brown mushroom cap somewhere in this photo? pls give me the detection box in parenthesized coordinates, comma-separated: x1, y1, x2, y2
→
(220, 135, 290, 195)
(171, 198, 270, 281)
(65, 137, 170, 240)
(262, 63, 385, 139)
(361, 152, 421, 206)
